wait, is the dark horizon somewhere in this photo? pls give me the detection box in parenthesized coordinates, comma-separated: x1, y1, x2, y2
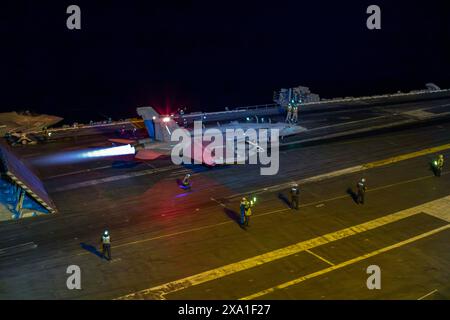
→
(1, 1, 449, 123)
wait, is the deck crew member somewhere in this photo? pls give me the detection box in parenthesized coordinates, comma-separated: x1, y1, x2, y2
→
(356, 178, 367, 204)
(435, 154, 444, 177)
(181, 173, 191, 188)
(290, 184, 300, 210)
(291, 105, 298, 123)
(101, 230, 111, 261)
(240, 197, 248, 226)
(244, 198, 254, 227)
(286, 104, 293, 123)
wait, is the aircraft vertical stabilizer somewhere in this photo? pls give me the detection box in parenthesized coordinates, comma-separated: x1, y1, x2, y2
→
(136, 107, 179, 142)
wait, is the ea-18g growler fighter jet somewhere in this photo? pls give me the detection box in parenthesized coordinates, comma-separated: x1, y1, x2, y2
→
(109, 107, 306, 166)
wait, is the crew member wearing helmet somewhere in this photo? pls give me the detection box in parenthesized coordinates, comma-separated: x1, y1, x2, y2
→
(291, 105, 299, 123)
(435, 154, 445, 177)
(286, 104, 293, 123)
(357, 178, 367, 205)
(244, 198, 253, 227)
(240, 197, 248, 227)
(101, 230, 111, 261)
(290, 184, 300, 210)
(182, 173, 191, 188)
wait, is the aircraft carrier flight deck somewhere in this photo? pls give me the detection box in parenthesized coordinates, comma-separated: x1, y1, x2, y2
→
(1, 90, 450, 300)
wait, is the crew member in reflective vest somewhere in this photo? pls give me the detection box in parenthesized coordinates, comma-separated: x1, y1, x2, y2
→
(286, 104, 293, 123)
(101, 230, 111, 260)
(356, 178, 367, 204)
(182, 174, 191, 188)
(244, 199, 253, 227)
(291, 105, 298, 123)
(290, 184, 300, 210)
(435, 154, 444, 177)
(240, 197, 248, 227)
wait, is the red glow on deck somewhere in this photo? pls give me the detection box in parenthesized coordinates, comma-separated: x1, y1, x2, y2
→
(137, 172, 236, 223)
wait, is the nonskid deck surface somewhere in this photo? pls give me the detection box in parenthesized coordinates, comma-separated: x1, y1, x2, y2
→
(0, 95, 449, 299)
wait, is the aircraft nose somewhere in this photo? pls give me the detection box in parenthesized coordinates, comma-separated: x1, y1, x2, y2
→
(53, 116, 64, 122)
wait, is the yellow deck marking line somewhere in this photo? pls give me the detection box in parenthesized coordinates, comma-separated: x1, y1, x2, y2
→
(241, 224, 450, 300)
(362, 143, 450, 169)
(229, 142, 450, 199)
(78, 143, 450, 255)
(80, 171, 448, 257)
(116, 196, 445, 300)
(305, 249, 335, 266)
(417, 198, 450, 223)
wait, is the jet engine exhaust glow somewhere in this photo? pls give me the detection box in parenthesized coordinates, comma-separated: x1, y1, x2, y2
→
(83, 144, 135, 158)
(33, 145, 136, 165)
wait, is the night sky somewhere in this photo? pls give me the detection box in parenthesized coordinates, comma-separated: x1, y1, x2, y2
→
(1, 1, 449, 123)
